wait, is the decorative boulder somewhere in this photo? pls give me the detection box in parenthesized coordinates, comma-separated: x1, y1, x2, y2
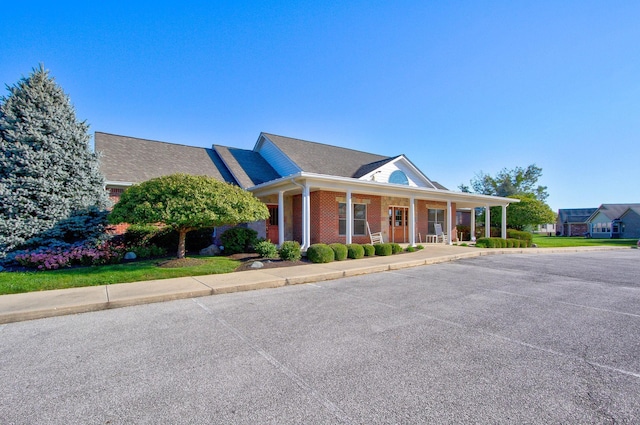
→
(124, 252, 137, 260)
(249, 261, 264, 269)
(200, 244, 221, 256)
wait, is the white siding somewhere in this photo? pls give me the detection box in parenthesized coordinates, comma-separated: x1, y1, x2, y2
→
(257, 137, 300, 177)
(362, 159, 434, 188)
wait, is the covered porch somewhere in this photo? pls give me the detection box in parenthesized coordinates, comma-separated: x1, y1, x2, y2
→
(250, 172, 515, 250)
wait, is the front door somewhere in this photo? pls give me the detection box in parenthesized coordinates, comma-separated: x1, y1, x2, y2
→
(389, 207, 408, 243)
(266, 205, 279, 244)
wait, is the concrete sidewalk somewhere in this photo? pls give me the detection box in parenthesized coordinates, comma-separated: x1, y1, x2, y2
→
(0, 245, 628, 324)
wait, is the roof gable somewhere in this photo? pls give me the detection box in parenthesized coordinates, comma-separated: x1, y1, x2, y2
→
(589, 203, 640, 221)
(357, 155, 438, 188)
(95, 132, 236, 185)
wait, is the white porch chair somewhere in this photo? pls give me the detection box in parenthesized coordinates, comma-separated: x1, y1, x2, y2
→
(433, 223, 448, 244)
(366, 222, 384, 244)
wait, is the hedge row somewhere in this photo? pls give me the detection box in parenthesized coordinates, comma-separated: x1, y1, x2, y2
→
(306, 242, 413, 263)
(475, 237, 532, 248)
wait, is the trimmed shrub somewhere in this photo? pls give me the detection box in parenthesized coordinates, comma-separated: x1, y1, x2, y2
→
(363, 244, 376, 257)
(512, 239, 522, 248)
(278, 241, 302, 261)
(306, 243, 334, 263)
(374, 243, 393, 256)
(475, 237, 491, 248)
(405, 246, 416, 252)
(390, 243, 403, 254)
(220, 227, 258, 255)
(506, 239, 514, 248)
(329, 243, 348, 261)
(347, 243, 365, 259)
(507, 229, 532, 247)
(129, 244, 167, 259)
(255, 240, 278, 258)
(416, 244, 424, 250)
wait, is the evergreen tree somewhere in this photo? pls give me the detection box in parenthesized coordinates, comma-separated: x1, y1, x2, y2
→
(0, 65, 109, 256)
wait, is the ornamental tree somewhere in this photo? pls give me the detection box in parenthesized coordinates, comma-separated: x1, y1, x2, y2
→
(0, 65, 109, 257)
(109, 174, 270, 258)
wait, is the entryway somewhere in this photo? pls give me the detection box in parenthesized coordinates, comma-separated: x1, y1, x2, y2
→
(267, 205, 279, 244)
(389, 207, 408, 243)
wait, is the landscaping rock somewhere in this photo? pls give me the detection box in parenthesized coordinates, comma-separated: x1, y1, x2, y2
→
(200, 244, 221, 256)
(124, 252, 137, 260)
(249, 261, 264, 269)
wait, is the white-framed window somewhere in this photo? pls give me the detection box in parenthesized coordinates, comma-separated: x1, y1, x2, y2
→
(428, 208, 445, 234)
(339, 202, 367, 235)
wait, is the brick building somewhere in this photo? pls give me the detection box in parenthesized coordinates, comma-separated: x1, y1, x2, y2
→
(96, 132, 516, 248)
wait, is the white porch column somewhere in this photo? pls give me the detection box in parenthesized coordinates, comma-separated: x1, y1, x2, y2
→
(278, 190, 285, 247)
(485, 205, 491, 238)
(409, 197, 416, 246)
(470, 208, 476, 241)
(302, 184, 311, 250)
(447, 200, 453, 245)
(501, 204, 507, 239)
(346, 189, 353, 245)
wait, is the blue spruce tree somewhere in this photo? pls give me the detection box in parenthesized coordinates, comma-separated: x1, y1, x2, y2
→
(0, 65, 110, 257)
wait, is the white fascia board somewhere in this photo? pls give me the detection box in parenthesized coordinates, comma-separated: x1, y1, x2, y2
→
(248, 172, 516, 206)
(105, 181, 134, 187)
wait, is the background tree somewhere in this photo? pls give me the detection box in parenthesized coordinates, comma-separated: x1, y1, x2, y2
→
(459, 164, 554, 231)
(109, 174, 270, 259)
(461, 164, 549, 201)
(491, 195, 556, 231)
(0, 65, 109, 257)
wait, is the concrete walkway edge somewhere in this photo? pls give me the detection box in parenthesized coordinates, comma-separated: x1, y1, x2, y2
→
(0, 246, 631, 324)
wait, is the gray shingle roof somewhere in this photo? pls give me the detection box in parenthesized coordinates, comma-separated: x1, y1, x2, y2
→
(558, 208, 597, 224)
(596, 204, 640, 220)
(262, 133, 391, 178)
(95, 132, 236, 184)
(213, 145, 280, 189)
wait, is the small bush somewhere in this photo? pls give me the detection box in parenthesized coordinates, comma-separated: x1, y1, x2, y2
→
(255, 240, 278, 258)
(220, 227, 258, 255)
(347, 244, 365, 259)
(405, 246, 416, 252)
(416, 244, 424, 250)
(512, 239, 522, 248)
(506, 239, 514, 248)
(278, 241, 302, 261)
(374, 243, 393, 256)
(329, 243, 348, 261)
(129, 244, 167, 259)
(363, 244, 375, 256)
(475, 237, 491, 248)
(306, 243, 334, 263)
(507, 229, 533, 246)
(390, 243, 403, 254)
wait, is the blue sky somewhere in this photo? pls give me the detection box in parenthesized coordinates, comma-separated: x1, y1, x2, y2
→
(2, 1, 639, 212)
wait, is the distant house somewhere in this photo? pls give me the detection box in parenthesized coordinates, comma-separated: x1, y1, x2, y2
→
(533, 223, 556, 235)
(557, 208, 597, 236)
(586, 204, 640, 239)
(95, 132, 516, 248)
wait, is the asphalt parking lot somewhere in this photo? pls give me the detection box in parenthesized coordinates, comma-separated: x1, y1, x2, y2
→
(1, 250, 639, 424)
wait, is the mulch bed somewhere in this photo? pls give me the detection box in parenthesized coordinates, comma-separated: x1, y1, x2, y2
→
(229, 253, 311, 272)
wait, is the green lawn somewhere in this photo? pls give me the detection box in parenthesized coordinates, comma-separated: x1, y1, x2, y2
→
(0, 256, 240, 295)
(532, 235, 638, 248)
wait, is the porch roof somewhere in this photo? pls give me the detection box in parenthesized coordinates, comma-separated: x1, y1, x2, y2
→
(248, 172, 516, 208)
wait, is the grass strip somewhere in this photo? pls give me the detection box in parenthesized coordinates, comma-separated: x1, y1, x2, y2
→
(0, 256, 240, 295)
